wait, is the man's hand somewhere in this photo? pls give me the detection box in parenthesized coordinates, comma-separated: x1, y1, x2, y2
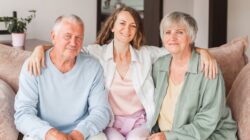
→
(148, 132, 166, 140)
(68, 130, 84, 140)
(45, 128, 69, 140)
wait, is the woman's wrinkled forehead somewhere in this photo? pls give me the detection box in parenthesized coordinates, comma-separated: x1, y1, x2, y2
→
(164, 19, 188, 30)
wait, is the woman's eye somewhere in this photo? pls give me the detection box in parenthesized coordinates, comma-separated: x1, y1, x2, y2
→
(165, 31, 171, 34)
(177, 31, 184, 34)
(120, 22, 125, 25)
(130, 24, 136, 28)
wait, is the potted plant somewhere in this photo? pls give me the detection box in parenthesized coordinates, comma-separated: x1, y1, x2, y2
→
(0, 10, 36, 47)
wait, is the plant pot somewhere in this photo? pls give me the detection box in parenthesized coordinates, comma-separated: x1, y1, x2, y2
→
(11, 33, 26, 48)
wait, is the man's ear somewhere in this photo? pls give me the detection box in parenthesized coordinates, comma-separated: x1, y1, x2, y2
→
(51, 31, 56, 44)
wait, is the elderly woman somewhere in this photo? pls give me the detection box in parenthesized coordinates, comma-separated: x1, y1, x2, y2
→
(148, 12, 237, 140)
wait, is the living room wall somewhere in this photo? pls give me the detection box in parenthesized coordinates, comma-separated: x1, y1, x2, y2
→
(163, 0, 250, 57)
(163, 0, 209, 48)
(0, 0, 97, 46)
(1, 0, 249, 57)
(228, 0, 250, 58)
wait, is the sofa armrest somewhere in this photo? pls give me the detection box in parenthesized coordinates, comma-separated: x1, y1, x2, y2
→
(0, 79, 19, 140)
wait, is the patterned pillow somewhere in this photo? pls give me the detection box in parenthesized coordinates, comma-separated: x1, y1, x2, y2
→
(0, 79, 18, 140)
(0, 44, 31, 92)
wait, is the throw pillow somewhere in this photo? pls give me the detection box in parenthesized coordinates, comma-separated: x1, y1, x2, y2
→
(0, 44, 31, 92)
(227, 63, 250, 140)
(208, 36, 248, 95)
(0, 79, 18, 140)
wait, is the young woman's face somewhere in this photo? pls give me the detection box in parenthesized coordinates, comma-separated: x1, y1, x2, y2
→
(162, 23, 192, 55)
(112, 11, 137, 45)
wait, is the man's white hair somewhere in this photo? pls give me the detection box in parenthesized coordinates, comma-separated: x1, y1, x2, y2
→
(52, 14, 84, 35)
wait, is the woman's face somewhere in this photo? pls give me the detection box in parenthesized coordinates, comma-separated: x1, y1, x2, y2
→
(162, 23, 192, 55)
(112, 11, 137, 45)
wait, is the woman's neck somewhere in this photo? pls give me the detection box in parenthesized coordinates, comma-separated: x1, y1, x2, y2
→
(113, 40, 130, 59)
(172, 47, 192, 66)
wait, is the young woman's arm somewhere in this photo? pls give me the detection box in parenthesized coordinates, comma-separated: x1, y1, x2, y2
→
(147, 46, 218, 79)
(27, 45, 52, 76)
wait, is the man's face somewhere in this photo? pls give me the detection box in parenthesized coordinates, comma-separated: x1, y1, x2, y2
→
(51, 20, 84, 60)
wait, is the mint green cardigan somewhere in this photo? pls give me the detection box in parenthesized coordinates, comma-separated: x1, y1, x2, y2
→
(151, 50, 237, 140)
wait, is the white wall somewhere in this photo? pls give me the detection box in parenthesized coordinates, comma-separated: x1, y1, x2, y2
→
(163, 0, 209, 48)
(228, 0, 250, 58)
(193, 0, 209, 48)
(0, 0, 96, 45)
(163, 0, 193, 15)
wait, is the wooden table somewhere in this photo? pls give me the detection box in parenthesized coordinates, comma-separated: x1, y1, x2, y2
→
(0, 39, 51, 51)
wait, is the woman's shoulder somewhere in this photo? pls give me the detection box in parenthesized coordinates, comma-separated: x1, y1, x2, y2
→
(139, 45, 162, 52)
(85, 44, 108, 50)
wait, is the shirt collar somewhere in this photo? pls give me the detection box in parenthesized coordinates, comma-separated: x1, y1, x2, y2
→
(160, 49, 199, 74)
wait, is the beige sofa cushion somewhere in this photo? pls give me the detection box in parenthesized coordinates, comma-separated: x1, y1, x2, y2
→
(227, 63, 250, 140)
(0, 79, 18, 140)
(0, 44, 31, 92)
(208, 36, 248, 94)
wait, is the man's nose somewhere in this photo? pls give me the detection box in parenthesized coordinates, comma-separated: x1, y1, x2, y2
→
(70, 37, 77, 46)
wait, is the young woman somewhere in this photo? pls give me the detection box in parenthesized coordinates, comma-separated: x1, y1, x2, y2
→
(27, 7, 217, 140)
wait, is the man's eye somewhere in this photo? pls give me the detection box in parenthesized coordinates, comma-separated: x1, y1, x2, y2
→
(64, 35, 71, 40)
(76, 37, 83, 43)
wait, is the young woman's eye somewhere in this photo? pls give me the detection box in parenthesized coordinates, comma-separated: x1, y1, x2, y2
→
(120, 22, 125, 25)
(130, 24, 136, 28)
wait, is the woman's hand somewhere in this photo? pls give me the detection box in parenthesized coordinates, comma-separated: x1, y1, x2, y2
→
(199, 49, 218, 80)
(148, 132, 166, 140)
(27, 45, 46, 76)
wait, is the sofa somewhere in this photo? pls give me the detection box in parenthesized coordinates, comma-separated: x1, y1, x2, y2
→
(0, 36, 249, 140)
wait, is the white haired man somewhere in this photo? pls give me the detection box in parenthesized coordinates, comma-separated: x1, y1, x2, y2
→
(14, 15, 111, 140)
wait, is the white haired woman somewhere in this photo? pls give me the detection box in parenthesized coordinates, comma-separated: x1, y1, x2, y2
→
(148, 12, 237, 140)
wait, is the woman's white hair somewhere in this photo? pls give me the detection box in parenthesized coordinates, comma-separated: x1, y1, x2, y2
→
(52, 14, 84, 35)
(160, 11, 198, 45)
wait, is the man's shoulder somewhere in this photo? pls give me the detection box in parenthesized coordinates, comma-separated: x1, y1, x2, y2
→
(78, 52, 102, 67)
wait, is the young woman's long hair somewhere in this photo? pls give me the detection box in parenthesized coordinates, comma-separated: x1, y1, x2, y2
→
(96, 6, 145, 49)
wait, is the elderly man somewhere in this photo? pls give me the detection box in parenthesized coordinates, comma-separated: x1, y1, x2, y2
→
(14, 15, 111, 140)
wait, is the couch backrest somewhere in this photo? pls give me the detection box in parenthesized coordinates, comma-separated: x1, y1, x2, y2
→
(208, 36, 248, 95)
(0, 44, 31, 92)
